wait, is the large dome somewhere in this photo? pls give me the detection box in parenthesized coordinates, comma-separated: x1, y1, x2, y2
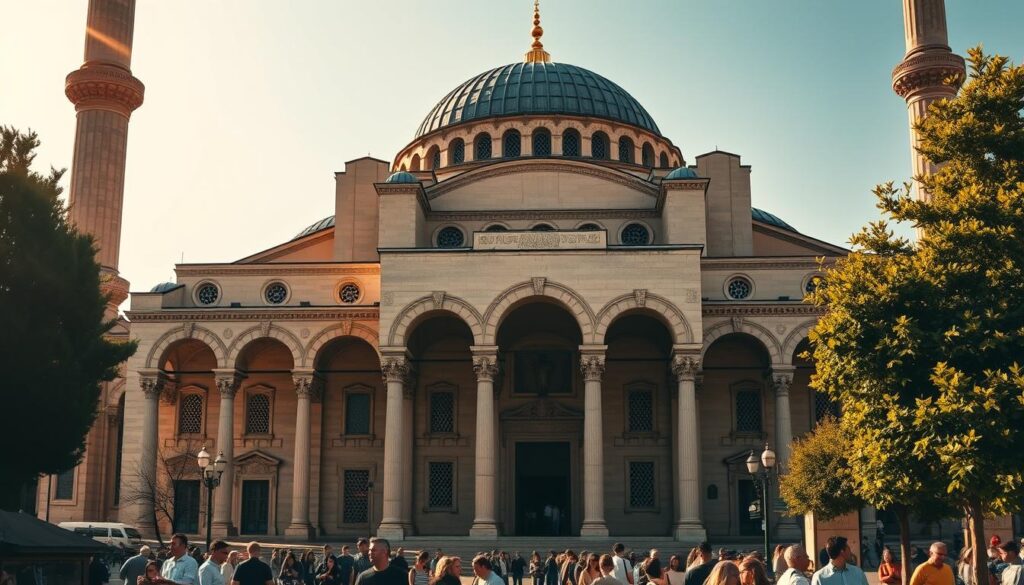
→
(415, 62, 661, 138)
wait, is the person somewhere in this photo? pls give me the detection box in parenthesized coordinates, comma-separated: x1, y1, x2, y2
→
(561, 551, 580, 585)
(683, 550, 700, 573)
(122, 545, 154, 585)
(531, 552, 545, 585)
(909, 543, 954, 585)
(474, 555, 506, 585)
(990, 547, 1009, 583)
(88, 555, 110, 585)
(410, 550, 430, 585)
(354, 539, 374, 576)
(140, 561, 163, 585)
(335, 547, 356, 585)
(645, 558, 666, 585)
(434, 557, 463, 585)
(591, 555, 623, 585)
(579, 554, 601, 585)
(956, 547, 974, 585)
(634, 552, 648, 585)
(199, 541, 230, 585)
(738, 558, 770, 585)
(280, 552, 303, 585)
(271, 551, 282, 578)
(545, 551, 561, 585)
(315, 555, 342, 585)
(610, 545, 633, 585)
(222, 551, 241, 585)
(705, 561, 740, 585)
(811, 537, 868, 585)
(776, 545, 811, 585)
(665, 556, 685, 585)
(997, 541, 1024, 585)
(511, 552, 527, 585)
(818, 548, 830, 573)
(430, 551, 444, 576)
(157, 533, 200, 585)
(682, 542, 716, 585)
(879, 548, 902, 585)
(772, 546, 788, 579)
(231, 542, 274, 585)
(302, 551, 318, 585)
(391, 549, 409, 573)
(354, 538, 406, 585)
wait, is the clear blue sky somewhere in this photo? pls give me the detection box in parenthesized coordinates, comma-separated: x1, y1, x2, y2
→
(2, 1, 1022, 293)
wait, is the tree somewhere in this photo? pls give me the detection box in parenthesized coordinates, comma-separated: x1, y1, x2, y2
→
(121, 442, 203, 547)
(779, 417, 862, 521)
(0, 127, 137, 510)
(808, 49, 1024, 585)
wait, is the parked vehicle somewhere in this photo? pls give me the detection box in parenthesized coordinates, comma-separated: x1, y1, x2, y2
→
(57, 522, 143, 552)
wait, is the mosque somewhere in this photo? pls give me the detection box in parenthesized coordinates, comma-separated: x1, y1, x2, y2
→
(43, 0, 970, 543)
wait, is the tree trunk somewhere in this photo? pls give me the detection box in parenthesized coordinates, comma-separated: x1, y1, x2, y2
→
(898, 506, 912, 585)
(966, 500, 990, 585)
(152, 507, 164, 547)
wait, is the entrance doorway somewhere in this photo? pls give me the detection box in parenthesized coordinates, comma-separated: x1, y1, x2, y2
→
(737, 479, 761, 536)
(515, 442, 571, 536)
(241, 480, 269, 534)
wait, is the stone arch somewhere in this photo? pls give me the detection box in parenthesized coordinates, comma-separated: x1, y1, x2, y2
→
(595, 292, 693, 344)
(701, 318, 783, 364)
(305, 322, 381, 367)
(225, 324, 304, 369)
(145, 324, 228, 369)
(782, 318, 820, 363)
(481, 279, 596, 345)
(388, 294, 484, 347)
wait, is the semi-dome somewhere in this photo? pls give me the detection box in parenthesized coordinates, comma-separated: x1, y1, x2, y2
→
(415, 62, 661, 138)
(752, 207, 797, 232)
(664, 166, 698, 180)
(385, 171, 419, 184)
(150, 281, 180, 293)
(293, 215, 335, 240)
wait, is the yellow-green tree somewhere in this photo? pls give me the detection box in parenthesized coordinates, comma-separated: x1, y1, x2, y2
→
(808, 48, 1024, 585)
(779, 417, 862, 520)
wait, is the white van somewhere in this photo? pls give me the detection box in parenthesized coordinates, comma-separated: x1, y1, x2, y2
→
(58, 522, 143, 551)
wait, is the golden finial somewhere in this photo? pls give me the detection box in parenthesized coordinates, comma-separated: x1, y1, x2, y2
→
(524, 0, 551, 63)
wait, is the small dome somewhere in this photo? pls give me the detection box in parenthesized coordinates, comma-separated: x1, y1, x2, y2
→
(150, 282, 180, 293)
(665, 167, 698, 180)
(752, 207, 797, 232)
(293, 215, 336, 240)
(385, 171, 419, 184)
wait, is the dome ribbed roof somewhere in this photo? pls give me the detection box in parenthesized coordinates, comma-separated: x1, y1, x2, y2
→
(416, 62, 660, 138)
(752, 208, 797, 232)
(150, 282, 180, 293)
(293, 215, 335, 240)
(385, 171, 419, 184)
(665, 166, 698, 180)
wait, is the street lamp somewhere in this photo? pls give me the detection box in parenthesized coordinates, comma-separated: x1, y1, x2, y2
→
(197, 446, 227, 552)
(746, 443, 777, 574)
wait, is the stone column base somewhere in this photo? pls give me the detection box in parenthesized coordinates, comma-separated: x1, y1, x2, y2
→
(469, 523, 499, 539)
(580, 522, 609, 538)
(284, 524, 316, 540)
(377, 523, 407, 540)
(211, 522, 238, 538)
(673, 522, 708, 543)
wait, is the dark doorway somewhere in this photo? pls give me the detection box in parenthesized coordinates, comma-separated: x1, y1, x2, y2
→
(737, 479, 760, 536)
(173, 480, 200, 534)
(241, 480, 269, 534)
(515, 442, 571, 536)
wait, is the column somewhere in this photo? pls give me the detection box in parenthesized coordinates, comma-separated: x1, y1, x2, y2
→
(401, 381, 414, 532)
(285, 369, 316, 539)
(378, 352, 409, 539)
(470, 346, 499, 538)
(771, 365, 801, 540)
(579, 346, 609, 537)
(211, 369, 241, 536)
(672, 351, 706, 541)
(137, 372, 161, 534)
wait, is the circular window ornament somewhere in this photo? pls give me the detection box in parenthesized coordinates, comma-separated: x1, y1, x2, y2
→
(339, 283, 361, 304)
(437, 226, 465, 248)
(726, 276, 753, 300)
(195, 282, 220, 306)
(620, 223, 651, 246)
(804, 274, 824, 295)
(264, 281, 288, 305)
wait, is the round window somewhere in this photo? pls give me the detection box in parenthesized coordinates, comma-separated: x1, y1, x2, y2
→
(621, 223, 650, 245)
(437, 226, 465, 248)
(339, 283, 361, 304)
(726, 277, 753, 300)
(264, 282, 288, 304)
(805, 275, 824, 295)
(196, 283, 219, 305)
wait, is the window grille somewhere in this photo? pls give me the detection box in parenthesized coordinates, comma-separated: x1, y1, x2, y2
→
(619, 137, 635, 163)
(450, 140, 465, 164)
(533, 130, 551, 156)
(503, 130, 521, 157)
(178, 394, 203, 435)
(627, 389, 654, 432)
(245, 394, 271, 434)
(815, 391, 840, 422)
(475, 134, 492, 160)
(562, 130, 580, 157)
(264, 282, 287, 304)
(427, 462, 454, 509)
(621, 223, 650, 246)
(805, 275, 824, 295)
(437, 226, 465, 248)
(629, 461, 656, 508)
(342, 470, 370, 524)
(196, 283, 219, 305)
(339, 283, 361, 304)
(727, 277, 753, 300)
(55, 468, 74, 500)
(659, 152, 670, 168)
(642, 144, 655, 168)
(429, 391, 455, 433)
(431, 148, 441, 170)
(735, 390, 762, 433)
(345, 393, 371, 435)
(591, 133, 608, 159)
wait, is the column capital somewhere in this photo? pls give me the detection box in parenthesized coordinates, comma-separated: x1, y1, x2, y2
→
(292, 368, 318, 400)
(470, 346, 500, 383)
(213, 368, 245, 398)
(380, 355, 412, 385)
(579, 346, 607, 383)
(771, 365, 795, 395)
(138, 369, 164, 400)
(671, 352, 701, 382)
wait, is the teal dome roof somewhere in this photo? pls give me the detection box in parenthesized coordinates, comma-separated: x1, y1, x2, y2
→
(150, 282, 180, 293)
(752, 208, 796, 232)
(665, 167, 698, 180)
(416, 62, 661, 138)
(293, 215, 335, 240)
(385, 171, 419, 184)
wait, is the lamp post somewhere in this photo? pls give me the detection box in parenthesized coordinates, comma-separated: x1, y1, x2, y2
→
(746, 443, 777, 574)
(197, 446, 227, 552)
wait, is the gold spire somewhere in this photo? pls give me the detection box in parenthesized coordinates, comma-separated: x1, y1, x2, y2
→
(524, 0, 551, 63)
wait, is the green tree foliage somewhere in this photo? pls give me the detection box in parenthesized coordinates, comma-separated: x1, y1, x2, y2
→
(0, 127, 137, 510)
(808, 48, 1024, 585)
(779, 417, 862, 520)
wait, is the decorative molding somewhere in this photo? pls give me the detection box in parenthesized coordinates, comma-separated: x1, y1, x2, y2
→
(427, 160, 659, 199)
(771, 369, 794, 396)
(499, 398, 584, 420)
(702, 304, 826, 317)
(175, 265, 380, 277)
(428, 208, 660, 222)
(183, 321, 196, 339)
(214, 370, 244, 399)
(671, 355, 701, 382)
(892, 51, 966, 98)
(633, 289, 647, 307)
(431, 291, 446, 310)
(472, 355, 499, 383)
(340, 320, 353, 337)
(531, 277, 547, 296)
(65, 64, 144, 117)
(381, 357, 411, 384)
(701, 258, 832, 271)
(128, 309, 380, 322)
(293, 375, 315, 399)
(580, 354, 605, 382)
(140, 376, 162, 400)
(730, 316, 744, 333)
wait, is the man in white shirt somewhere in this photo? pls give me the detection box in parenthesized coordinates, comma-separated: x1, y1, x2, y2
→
(611, 543, 633, 585)
(998, 541, 1024, 585)
(777, 545, 811, 585)
(811, 537, 868, 585)
(199, 541, 230, 585)
(473, 555, 506, 585)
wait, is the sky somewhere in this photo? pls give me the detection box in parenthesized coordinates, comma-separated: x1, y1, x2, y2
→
(2, 1, 1023, 296)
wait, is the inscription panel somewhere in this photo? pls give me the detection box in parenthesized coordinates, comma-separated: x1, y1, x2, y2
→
(473, 230, 606, 250)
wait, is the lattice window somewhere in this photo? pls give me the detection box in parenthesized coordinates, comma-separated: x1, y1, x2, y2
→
(815, 391, 840, 423)
(627, 389, 654, 433)
(659, 152, 670, 168)
(450, 139, 465, 164)
(562, 130, 580, 157)
(533, 130, 551, 156)
(430, 148, 441, 170)
(503, 130, 521, 158)
(642, 143, 655, 168)
(427, 462, 454, 510)
(621, 223, 650, 246)
(727, 276, 753, 300)
(345, 392, 371, 435)
(342, 470, 369, 524)
(339, 282, 361, 304)
(735, 390, 762, 433)
(805, 275, 824, 295)
(264, 281, 288, 304)
(591, 133, 608, 159)
(245, 394, 271, 435)
(619, 137, 635, 163)
(629, 461, 656, 509)
(475, 134, 492, 160)
(177, 394, 203, 435)
(196, 282, 219, 305)
(429, 391, 455, 434)
(436, 226, 465, 248)
(55, 468, 74, 500)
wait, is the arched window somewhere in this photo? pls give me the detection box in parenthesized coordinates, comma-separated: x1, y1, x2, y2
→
(449, 139, 465, 165)
(577, 223, 602, 231)
(245, 393, 271, 435)
(659, 152, 670, 168)
(502, 130, 521, 158)
(735, 389, 762, 433)
(562, 129, 581, 157)
(619, 137, 635, 163)
(531, 223, 556, 231)
(532, 128, 552, 156)
(484, 224, 508, 232)
(426, 146, 440, 170)
(591, 132, 608, 160)
(177, 394, 203, 435)
(641, 143, 655, 168)
(474, 133, 492, 161)
(410, 154, 421, 171)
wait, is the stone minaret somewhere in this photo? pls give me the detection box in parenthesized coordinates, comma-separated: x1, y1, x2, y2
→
(65, 0, 144, 315)
(891, 0, 965, 202)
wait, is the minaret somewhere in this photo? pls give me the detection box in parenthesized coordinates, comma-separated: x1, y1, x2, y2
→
(891, 0, 964, 202)
(524, 0, 551, 64)
(65, 0, 145, 315)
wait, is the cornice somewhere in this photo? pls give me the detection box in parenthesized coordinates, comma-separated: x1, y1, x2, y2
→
(65, 64, 144, 116)
(127, 308, 380, 322)
(892, 50, 966, 98)
(701, 257, 834, 271)
(427, 159, 659, 199)
(176, 264, 380, 277)
(427, 208, 659, 221)
(702, 303, 825, 316)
